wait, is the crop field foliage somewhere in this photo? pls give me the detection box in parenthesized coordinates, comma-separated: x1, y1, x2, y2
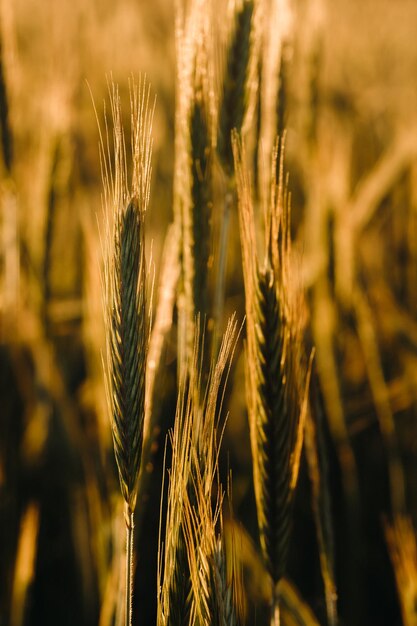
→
(2, 1, 417, 625)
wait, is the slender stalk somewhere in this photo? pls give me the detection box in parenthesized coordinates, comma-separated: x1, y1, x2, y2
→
(271, 590, 280, 626)
(125, 507, 134, 626)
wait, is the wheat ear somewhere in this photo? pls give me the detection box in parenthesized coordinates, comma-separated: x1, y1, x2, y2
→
(108, 195, 146, 514)
(190, 68, 212, 321)
(181, 318, 241, 626)
(100, 77, 154, 626)
(158, 316, 239, 626)
(157, 333, 198, 626)
(233, 132, 312, 625)
(212, 0, 255, 355)
(217, 0, 254, 174)
(174, 2, 215, 368)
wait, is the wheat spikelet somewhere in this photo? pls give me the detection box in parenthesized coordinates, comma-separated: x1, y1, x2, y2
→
(233, 131, 312, 622)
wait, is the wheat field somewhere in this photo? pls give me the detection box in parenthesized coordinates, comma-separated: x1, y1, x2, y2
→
(2, 1, 417, 625)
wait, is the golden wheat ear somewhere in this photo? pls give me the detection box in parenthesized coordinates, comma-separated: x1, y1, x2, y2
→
(158, 316, 240, 626)
(233, 131, 313, 624)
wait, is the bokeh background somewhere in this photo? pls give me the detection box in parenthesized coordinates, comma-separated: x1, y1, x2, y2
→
(2, 0, 417, 624)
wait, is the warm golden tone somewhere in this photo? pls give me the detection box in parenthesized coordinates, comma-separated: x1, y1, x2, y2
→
(2, 1, 417, 625)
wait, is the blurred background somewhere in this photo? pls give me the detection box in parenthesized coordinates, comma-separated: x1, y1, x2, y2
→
(2, 0, 417, 624)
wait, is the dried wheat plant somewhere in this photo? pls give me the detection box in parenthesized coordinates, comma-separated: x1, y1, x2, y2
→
(99, 77, 155, 626)
(233, 131, 313, 625)
(158, 315, 241, 626)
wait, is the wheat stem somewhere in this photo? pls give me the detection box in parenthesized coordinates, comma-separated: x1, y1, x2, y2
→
(125, 507, 134, 626)
(271, 604, 280, 626)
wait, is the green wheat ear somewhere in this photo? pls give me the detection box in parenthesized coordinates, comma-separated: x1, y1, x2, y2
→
(109, 195, 146, 514)
(102, 77, 154, 517)
(100, 77, 154, 626)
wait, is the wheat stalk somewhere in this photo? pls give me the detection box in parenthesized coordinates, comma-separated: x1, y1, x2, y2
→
(276, 41, 290, 149)
(100, 77, 154, 626)
(233, 131, 312, 625)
